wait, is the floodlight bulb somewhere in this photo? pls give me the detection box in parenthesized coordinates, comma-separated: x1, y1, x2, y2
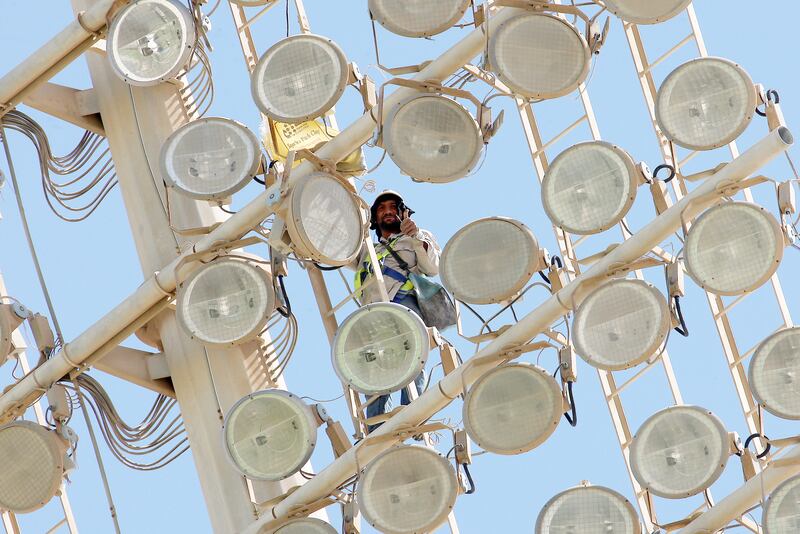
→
(572, 279, 670, 371)
(161, 118, 261, 200)
(0, 421, 65, 514)
(602, 0, 692, 24)
(764, 474, 800, 533)
(177, 259, 274, 347)
(464, 363, 563, 455)
(749, 327, 800, 420)
(630, 406, 729, 499)
(223, 390, 317, 481)
(368, 0, 472, 37)
(441, 217, 542, 304)
(275, 517, 338, 534)
(384, 94, 483, 183)
(542, 141, 639, 235)
(656, 57, 756, 150)
(251, 34, 348, 123)
(536, 485, 642, 534)
(285, 172, 365, 266)
(684, 202, 783, 296)
(358, 446, 458, 534)
(488, 13, 590, 99)
(107, 0, 196, 86)
(332, 303, 428, 396)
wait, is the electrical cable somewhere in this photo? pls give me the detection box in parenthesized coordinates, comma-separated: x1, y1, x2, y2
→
(461, 463, 476, 495)
(673, 295, 689, 337)
(563, 381, 578, 427)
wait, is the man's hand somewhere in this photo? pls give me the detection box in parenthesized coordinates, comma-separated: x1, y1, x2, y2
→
(400, 209, 419, 237)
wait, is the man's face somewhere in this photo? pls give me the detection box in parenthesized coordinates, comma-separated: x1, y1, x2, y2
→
(376, 199, 401, 234)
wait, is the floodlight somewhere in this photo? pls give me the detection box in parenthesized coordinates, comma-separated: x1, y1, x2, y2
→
(602, 0, 692, 24)
(764, 474, 800, 533)
(684, 202, 783, 296)
(488, 13, 590, 100)
(542, 141, 639, 235)
(275, 518, 338, 534)
(368, 0, 471, 37)
(357, 445, 458, 534)
(656, 57, 756, 151)
(177, 258, 274, 347)
(223, 389, 317, 481)
(160, 118, 261, 200)
(463, 363, 563, 455)
(284, 172, 365, 266)
(572, 279, 670, 371)
(536, 485, 642, 534)
(332, 303, 428, 395)
(107, 0, 197, 86)
(630, 405, 729, 499)
(441, 217, 543, 304)
(0, 421, 65, 513)
(251, 34, 348, 123)
(749, 327, 800, 420)
(383, 94, 483, 183)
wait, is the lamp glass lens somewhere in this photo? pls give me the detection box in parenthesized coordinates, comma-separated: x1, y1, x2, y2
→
(385, 95, 482, 183)
(369, 0, 471, 37)
(358, 446, 457, 534)
(602, 0, 692, 24)
(685, 203, 781, 295)
(224, 390, 315, 480)
(749, 328, 800, 420)
(656, 58, 754, 150)
(630, 406, 728, 498)
(464, 364, 562, 454)
(543, 142, 636, 234)
(275, 518, 338, 534)
(333, 303, 428, 396)
(573, 279, 669, 370)
(0, 422, 62, 513)
(764, 474, 800, 533)
(489, 13, 588, 99)
(536, 486, 641, 534)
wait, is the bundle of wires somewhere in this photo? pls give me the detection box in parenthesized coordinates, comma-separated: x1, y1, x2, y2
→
(260, 307, 299, 383)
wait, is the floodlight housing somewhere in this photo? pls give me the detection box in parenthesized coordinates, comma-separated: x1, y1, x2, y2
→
(488, 12, 590, 100)
(357, 445, 458, 534)
(749, 327, 800, 420)
(684, 202, 783, 296)
(764, 474, 800, 533)
(602, 0, 692, 24)
(160, 117, 261, 200)
(0, 304, 25, 363)
(572, 279, 670, 371)
(441, 217, 543, 304)
(176, 258, 274, 347)
(542, 141, 640, 235)
(222, 389, 317, 481)
(383, 94, 483, 183)
(0, 421, 65, 513)
(536, 485, 642, 534)
(284, 172, 365, 266)
(251, 34, 348, 123)
(656, 57, 756, 151)
(275, 517, 338, 534)
(630, 405, 729, 499)
(463, 363, 563, 455)
(107, 0, 197, 86)
(368, 0, 472, 38)
(332, 302, 428, 396)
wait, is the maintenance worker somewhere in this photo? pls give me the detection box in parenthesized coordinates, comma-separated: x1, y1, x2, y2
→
(354, 190, 441, 433)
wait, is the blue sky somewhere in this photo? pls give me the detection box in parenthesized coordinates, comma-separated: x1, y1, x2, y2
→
(2, 1, 800, 533)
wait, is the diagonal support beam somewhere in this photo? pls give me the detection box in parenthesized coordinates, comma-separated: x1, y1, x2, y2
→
(22, 82, 105, 135)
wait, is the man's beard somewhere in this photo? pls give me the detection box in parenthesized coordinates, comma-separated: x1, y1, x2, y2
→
(378, 218, 401, 235)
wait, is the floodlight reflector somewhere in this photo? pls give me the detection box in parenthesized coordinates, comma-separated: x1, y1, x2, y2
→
(223, 390, 316, 481)
(542, 141, 639, 235)
(630, 406, 729, 499)
(332, 303, 428, 395)
(764, 474, 800, 533)
(0, 421, 64, 513)
(251, 34, 348, 123)
(749, 327, 800, 420)
(275, 518, 338, 534)
(368, 0, 472, 37)
(441, 217, 542, 304)
(656, 57, 756, 150)
(177, 259, 274, 347)
(572, 279, 670, 371)
(488, 13, 590, 100)
(383, 94, 483, 183)
(464, 363, 563, 455)
(602, 0, 692, 24)
(684, 202, 783, 296)
(160, 118, 261, 200)
(107, 0, 196, 86)
(536, 485, 642, 534)
(358, 446, 458, 534)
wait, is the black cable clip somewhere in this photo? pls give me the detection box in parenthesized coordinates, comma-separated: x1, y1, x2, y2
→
(744, 432, 771, 459)
(653, 164, 676, 183)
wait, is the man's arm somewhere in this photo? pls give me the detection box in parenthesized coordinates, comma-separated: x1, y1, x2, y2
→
(412, 229, 441, 276)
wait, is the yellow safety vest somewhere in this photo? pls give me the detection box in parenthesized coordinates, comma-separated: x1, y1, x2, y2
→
(354, 238, 415, 298)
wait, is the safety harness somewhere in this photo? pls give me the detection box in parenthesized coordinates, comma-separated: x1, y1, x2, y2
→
(354, 237, 415, 299)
